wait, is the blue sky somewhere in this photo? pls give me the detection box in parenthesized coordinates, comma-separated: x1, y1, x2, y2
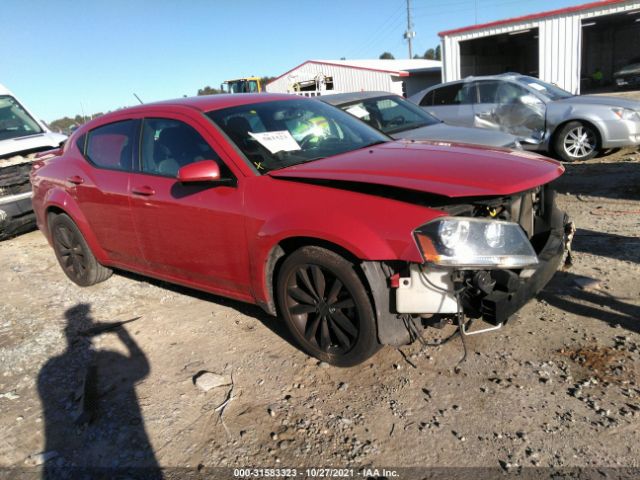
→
(2, 0, 585, 122)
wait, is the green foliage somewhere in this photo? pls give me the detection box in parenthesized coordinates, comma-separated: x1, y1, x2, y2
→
(379, 52, 395, 60)
(423, 48, 436, 60)
(197, 86, 224, 96)
(49, 113, 103, 134)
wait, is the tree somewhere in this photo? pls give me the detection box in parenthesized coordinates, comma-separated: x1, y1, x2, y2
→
(379, 52, 395, 60)
(423, 48, 436, 60)
(197, 86, 223, 96)
(435, 44, 442, 61)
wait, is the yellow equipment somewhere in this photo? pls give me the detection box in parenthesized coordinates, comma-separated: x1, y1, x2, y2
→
(222, 77, 263, 94)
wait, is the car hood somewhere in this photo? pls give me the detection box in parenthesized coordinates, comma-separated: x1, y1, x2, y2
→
(0, 132, 67, 159)
(553, 95, 640, 110)
(269, 141, 563, 198)
(390, 122, 518, 147)
(614, 63, 640, 76)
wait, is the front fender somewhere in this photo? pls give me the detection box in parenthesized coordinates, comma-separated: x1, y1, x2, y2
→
(245, 177, 443, 309)
(42, 187, 110, 264)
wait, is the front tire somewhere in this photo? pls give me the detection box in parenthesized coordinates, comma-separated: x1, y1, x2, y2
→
(276, 246, 380, 367)
(554, 121, 599, 162)
(50, 213, 112, 286)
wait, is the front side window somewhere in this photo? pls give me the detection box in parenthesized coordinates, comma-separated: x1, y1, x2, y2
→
(140, 118, 222, 177)
(341, 96, 439, 134)
(516, 76, 573, 101)
(0, 95, 43, 141)
(476, 81, 501, 103)
(207, 99, 388, 174)
(85, 120, 136, 171)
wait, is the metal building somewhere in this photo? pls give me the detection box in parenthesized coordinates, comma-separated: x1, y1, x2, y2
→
(439, 0, 640, 94)
(265, 59, 442, 97)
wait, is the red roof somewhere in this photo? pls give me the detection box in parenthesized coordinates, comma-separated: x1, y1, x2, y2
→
(439, 0, 630, 37)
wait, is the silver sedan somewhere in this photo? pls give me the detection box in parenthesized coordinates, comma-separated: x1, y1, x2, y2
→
(409, 74, 640, 162)
(319, 91, 521, 150)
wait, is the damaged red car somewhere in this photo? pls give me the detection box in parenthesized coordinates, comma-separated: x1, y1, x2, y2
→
(31, 94, 570, 366)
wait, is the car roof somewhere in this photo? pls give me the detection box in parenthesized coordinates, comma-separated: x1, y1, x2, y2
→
(319, 91, 398, 106)
(409, 73, 528, 101)
(109, 93, 303, 116)
(431, 73, 526, 89)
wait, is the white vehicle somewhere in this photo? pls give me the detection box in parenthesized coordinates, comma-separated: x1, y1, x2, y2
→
(1, 84, 67, 239)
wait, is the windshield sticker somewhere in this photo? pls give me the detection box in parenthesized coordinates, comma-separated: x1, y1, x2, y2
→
(345, 105, 370, 119)
(248, 130, 301, 154)
(528, 83, 547, 91)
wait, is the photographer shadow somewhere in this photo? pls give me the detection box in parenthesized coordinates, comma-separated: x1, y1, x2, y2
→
(37, 303, 162, 478)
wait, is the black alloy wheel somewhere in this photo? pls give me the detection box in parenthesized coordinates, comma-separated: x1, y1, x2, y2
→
(277, 246, 380, 367)
(50, 214, 112, 286)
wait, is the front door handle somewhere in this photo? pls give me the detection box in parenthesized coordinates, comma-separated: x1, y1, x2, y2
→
(67, 175, 84, 185)
(131, 185, 155, 196)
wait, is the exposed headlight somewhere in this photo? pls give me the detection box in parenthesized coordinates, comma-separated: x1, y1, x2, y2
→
(414, 217, 539, 268)
(612, 107, 640, 121)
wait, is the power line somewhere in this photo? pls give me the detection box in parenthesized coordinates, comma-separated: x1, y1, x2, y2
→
(348, 2, 405, 58)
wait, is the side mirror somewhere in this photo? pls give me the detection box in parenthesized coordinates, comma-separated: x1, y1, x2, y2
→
(177, 160, 224, 183)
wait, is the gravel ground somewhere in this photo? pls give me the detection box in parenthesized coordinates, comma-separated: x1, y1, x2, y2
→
(1, 133, 639, 477)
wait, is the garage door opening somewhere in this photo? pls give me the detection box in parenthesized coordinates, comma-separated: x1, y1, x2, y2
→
(459, 28, 539, 78)
(581, 11, 640, 92)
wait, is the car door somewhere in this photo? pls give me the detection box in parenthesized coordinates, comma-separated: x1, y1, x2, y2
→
(417, 82, 475, 126)
(128, 114, 251, 296)
(472, 80, 546, 142)
(74, 119, 143, 265)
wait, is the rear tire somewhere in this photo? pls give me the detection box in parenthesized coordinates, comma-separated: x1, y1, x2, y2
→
(553, 121, 599, 162)
(276, 246, 380, 367)
(50, 214, 112, 286)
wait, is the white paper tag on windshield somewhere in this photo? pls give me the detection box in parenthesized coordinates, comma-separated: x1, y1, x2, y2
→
(248, 130, 301, 154)
(345, 105, 370, 119)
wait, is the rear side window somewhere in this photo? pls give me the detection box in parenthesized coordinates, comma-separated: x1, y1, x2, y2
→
(85, 120, 136, 171)
(430, 84, 467, 106)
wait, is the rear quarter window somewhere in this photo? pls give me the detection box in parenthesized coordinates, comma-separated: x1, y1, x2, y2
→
(419, 90, 434, 106)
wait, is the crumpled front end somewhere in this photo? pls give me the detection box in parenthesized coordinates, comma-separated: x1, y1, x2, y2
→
(0, 157, 36, 240)
(394, 183, 571, 328)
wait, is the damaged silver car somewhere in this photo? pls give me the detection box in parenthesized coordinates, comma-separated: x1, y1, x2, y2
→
(410, 73, 640, 162)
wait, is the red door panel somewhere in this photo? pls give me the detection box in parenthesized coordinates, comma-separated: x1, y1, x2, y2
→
(128, 173, 250, 295)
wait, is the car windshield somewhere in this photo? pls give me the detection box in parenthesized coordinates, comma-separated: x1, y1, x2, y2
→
(516, 76, 574, 101)
(0, 95, 43, 141)
(338, 95, 440, 134)
(206, 98, 389, 174)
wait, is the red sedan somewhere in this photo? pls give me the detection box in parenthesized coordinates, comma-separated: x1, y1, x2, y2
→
(31, 94, 569, 366)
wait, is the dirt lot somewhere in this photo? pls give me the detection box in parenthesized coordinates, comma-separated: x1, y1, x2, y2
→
(1, 132, 639, 477)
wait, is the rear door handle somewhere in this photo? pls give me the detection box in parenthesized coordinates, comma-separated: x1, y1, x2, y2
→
(67, 175, 84, 185)
(131, 185, 155, 196)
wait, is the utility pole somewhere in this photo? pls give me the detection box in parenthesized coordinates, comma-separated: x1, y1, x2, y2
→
(404, 0, 416, 58)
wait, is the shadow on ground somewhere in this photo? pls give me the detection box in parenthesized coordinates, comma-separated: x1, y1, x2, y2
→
(540, 271, 640, 334)
(572, 228, 640, 264)
(554, 155, 640, 201)
(116, 269, 299, 351)
(38, 303, 162, 478)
